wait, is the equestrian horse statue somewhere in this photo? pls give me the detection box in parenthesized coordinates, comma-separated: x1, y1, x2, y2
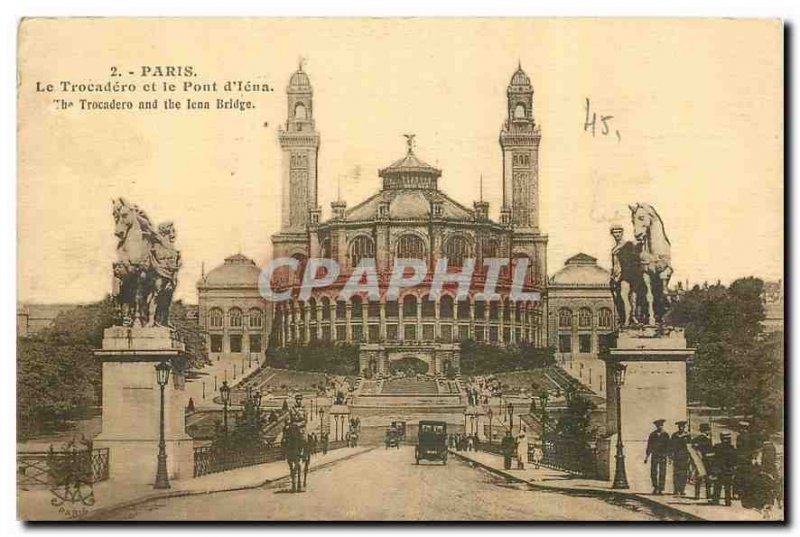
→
(282, 422, 310, 493)
(112, 198, 181, 327)
(630, 203, 673, 325)
(610, 204, 674, 326)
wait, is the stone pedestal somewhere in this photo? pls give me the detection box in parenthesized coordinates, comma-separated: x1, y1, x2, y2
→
(93, 326, 194, 485)
(603, 327, 694, 493)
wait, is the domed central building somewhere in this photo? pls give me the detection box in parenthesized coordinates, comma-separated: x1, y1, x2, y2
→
(269, 64, 550, 377)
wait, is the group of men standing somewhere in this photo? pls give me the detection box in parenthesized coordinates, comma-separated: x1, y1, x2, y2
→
(646, 418, 780, 510)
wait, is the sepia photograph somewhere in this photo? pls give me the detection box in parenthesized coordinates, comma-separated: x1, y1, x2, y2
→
(15, 17, 784, 522)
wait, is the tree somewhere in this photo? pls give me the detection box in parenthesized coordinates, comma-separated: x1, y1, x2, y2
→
(170, 300, 210, 371)
(266, 341, 359, 375)
(668, 277, 783, 434)
(17, 296, 209, 439)
(548, 393, 598, 476)
(459, 339, 555, 375)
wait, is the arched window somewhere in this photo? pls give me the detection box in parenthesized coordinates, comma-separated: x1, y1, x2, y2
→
(598, 307, 613, 329)
(386, 300, 399, 318)
(335, 300, 346, 320)
(514, 104, 526, 119)
(558, 308, 573, 329)
(578, 308, 592, 328)
(480, 238, 499, 260)
(294, 102, 307, 119)
(321, 297, 331, 320)
(440, 295, 454, 319)
(249, 308, 263, 328)
(349, 235, 375, 268)
(351, 296, 363, 319)
(209, 308, 223, 329)
(396, 234, 426, 260)
(513, 254, 535, 287)
(443, 235, 471, 268)
(475, 299, 486, 319)
(457, 297, 470, 320)
(320, 239, 332, 259)
(489, 300, 500, 321)
(368, 300, 381, 318)
(308, 298, 317, 321)
(402, 295, 418, 317)
(421, 295, 435, 318)
(503, 298, 511, 321)
(229, 308, 243, 328)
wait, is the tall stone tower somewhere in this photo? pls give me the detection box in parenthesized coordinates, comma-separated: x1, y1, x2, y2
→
(273, 63, 321, 259)
(500, 64, 542, 230)
(500, 64, 548, 287)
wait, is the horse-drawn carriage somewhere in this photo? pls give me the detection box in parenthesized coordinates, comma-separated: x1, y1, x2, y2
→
(415, 420, 447, 465)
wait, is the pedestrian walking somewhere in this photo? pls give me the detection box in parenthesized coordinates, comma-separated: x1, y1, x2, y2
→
(671, 420, 691, 495)
(531, 443, 543, 469)
(645, 418, 670, 494)
(711, 432, 736, 506)
(516, 427, 528, 470)
(691, 423, 713, 500)
(501, 430, 515, 470)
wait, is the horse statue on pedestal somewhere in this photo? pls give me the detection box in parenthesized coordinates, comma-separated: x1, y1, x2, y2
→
(112, 198, 181, 327)
(282, 422, 310, 493)
(630, 203, 673, 325)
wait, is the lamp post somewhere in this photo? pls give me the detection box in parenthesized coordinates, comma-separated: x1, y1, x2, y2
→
(318, 408, 324, 437)
(220, 380, 231, 436)
(153, 361, 171, 489)
(487, 408, 494, 445)
(540, 389, 550, 431)
(507, 402, 514, 427)
(253, 389, 262, 408)
(611, 362, 629, 489)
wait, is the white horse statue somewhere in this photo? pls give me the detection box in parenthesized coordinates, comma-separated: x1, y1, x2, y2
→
(630, 203, 673, 325)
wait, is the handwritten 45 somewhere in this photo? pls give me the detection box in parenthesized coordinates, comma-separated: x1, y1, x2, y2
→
(584, 98, 621, 142)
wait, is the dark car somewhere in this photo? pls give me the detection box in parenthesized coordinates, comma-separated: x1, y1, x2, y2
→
(415, 420, 447, 465)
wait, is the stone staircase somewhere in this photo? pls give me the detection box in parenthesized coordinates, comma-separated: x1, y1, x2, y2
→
(382, 377, 438, 395)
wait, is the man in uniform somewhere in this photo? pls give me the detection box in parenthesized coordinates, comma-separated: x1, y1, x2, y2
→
(691, 423, 713, 500)
(501, 430, 516, 470)
(671, 420, 691, 496)
(644, 418, 670, 494)
(288, 393, 307, 437)
(711, 432, 737, 506)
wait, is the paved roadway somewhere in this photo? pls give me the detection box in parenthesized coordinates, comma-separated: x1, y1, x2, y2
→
(106, 446, 671, 521)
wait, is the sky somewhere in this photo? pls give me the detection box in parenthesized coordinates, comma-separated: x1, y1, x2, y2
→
(17, 18, 783, 304)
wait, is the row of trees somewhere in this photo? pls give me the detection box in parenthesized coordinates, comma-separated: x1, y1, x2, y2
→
(667, 277, 783, 434)
(459, 340, 556, 375)
(265, 341, 359, 375)
(17, 298, 209, 439)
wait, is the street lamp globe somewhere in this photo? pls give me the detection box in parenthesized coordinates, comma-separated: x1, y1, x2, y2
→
(155, 361, 171, 387)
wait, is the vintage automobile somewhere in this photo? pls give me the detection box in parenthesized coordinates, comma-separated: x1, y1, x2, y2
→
(385, 428, 400, 449)
(391, 421, 407, 441)
(415, 420, 447, 465)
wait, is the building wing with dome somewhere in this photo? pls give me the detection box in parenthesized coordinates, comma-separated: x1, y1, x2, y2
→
(197, 254, 270, 362)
